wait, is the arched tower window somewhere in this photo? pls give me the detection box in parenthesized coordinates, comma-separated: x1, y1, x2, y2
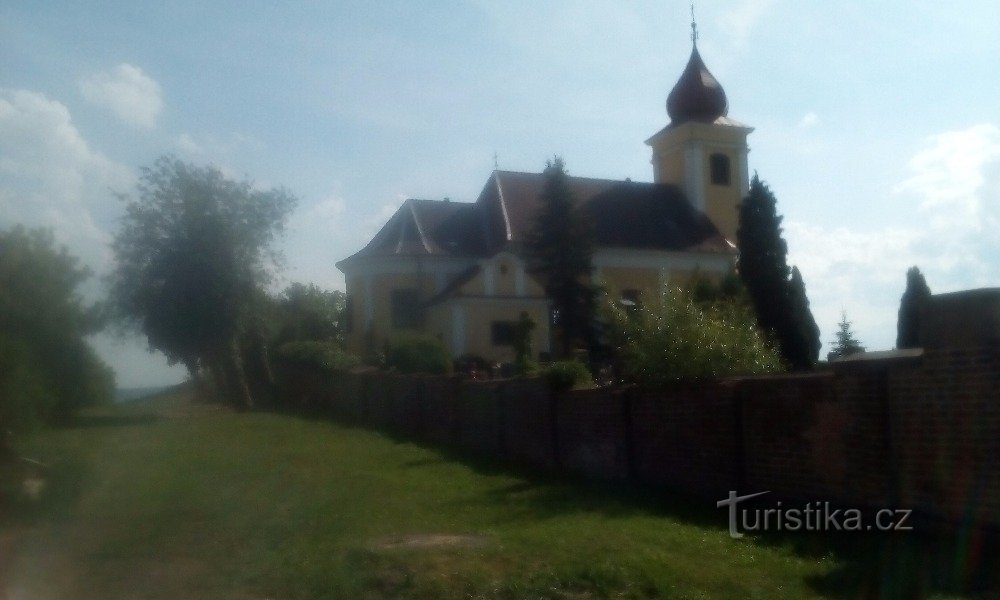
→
(710, 153, 731, 186)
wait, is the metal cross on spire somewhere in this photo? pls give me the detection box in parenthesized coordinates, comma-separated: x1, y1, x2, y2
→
(690, 3, 699, 46)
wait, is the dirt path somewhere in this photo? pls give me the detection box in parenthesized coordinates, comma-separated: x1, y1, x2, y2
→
(0, 390, 230, 599)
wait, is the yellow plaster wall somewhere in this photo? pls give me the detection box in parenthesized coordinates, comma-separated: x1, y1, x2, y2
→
(598, 267, 662, 302)
(494, 256, 517, 296)
(457, 299, 550, 363)
(650, 121, 749, 242)
(700, 143, 742, 242)
(458, 270, 485, 295)
(342, 270, 437, 355)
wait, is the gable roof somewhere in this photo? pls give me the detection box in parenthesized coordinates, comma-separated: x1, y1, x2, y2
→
(337, 198, 485, 265)
(337, 171, 732, 269)
(485, 171, 732, 253)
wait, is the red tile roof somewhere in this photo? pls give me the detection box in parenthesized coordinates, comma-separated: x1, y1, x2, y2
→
(337, 171, 733, 269)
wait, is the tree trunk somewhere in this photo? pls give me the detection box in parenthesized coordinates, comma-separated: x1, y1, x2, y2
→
(222, 337, 254, 411)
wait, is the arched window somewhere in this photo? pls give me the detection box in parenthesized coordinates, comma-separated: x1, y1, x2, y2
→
(710, 153, 731, 186)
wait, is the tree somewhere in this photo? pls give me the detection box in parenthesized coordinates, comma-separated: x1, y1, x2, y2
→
(786, 267, 822, 370)
(109, 157, 296, 409)
(0, 226, 114, 435)
(526, 157, 597, 358)
(604, 286, 782, 385)
(897, 266, 931, 349)
(827, 311, 865, 360)
(737, 173, 820, 370)
(273, 283, 347, 346)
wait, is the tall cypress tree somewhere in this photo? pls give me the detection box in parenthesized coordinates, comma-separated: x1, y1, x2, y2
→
(896, 266, 931, 349)
(527, 157, 596, 358)
(787, 266, 822, 369)
(737, 173, 820, 370)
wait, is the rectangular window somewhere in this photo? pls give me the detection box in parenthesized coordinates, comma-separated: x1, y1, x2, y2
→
(491, 321, 516, 346)
(390, 289, 420, 329)
(710, 153, 731, 186)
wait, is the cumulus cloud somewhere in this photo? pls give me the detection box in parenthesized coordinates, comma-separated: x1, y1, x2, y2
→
(174, 131, 265, 163)
(786, 123, 1000, 352)
(0, 89, 133, 275)
(0, 88, 186, 386)
(80, 63, 163, 129)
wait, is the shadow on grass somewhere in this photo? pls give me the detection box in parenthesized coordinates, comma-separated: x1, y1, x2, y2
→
(64, 413, 161, 429)
(274, 407, 1000, 599)
(390, 430, 1000, 599)
(753, 523, 999, 599)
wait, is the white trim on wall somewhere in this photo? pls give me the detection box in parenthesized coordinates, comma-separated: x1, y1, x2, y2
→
(685, 141, 705, 211)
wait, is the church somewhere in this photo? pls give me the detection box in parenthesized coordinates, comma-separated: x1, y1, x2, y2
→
(337, 25, 752, 364)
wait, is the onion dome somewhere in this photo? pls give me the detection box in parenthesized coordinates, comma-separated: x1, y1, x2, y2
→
(666, 45, 729, 124)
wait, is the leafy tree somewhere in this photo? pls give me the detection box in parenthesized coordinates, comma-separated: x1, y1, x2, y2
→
(0, 226, 114, 436)
(737, 173, 820, 370)
(897, 266, 931, 349)
(827, 311, 865, 360)
(526, 157, 596, 358)
(512, 311, 536, 373)
(604, 286, 782, 385)
(274, 283, 347, 346)
(689, 267, 748, 306)
(109, 157, 296, 409)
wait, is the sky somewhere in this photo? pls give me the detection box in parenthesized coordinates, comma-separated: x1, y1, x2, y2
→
(1, 1, 998, 387)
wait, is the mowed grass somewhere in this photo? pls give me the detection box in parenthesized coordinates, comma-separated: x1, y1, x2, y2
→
(3, 390, 995, 599)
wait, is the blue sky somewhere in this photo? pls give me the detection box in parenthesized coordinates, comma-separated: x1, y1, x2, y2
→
(2, 1, 997, 386)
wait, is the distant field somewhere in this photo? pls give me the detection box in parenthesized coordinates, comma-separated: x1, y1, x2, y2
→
(114, 384, 182, 403)
(2, 390, 994, 599)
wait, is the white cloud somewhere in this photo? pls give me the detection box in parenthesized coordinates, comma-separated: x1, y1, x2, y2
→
(175, 132, 204, 155)
(311, 195, 346, 224)
(174, 131, 265, 163)
(798, 112, 819, 129)
(0, 89, 133, 274)
(80, 63, 163, 129)
(0, 88, 185, 386)
(786, 123, 1000, 353)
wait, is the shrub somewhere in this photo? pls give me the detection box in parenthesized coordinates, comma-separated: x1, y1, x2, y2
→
(604, 286, 783, 386)
(275, 341, 360, 373)
(454, 354, 489, 376)
(543, 360, 592, 392)
(387, 334, 450, 375)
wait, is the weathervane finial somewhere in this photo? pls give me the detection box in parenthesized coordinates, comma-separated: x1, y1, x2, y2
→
(690, 3, 699, 46)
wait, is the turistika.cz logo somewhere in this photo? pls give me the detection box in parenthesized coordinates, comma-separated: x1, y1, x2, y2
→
(716, 491, 914, 539)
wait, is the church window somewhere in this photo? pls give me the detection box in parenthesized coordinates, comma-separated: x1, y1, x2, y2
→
(710, 153, 731, 186)
(491, 321, 515, 346)
(390, 289, 420, 329)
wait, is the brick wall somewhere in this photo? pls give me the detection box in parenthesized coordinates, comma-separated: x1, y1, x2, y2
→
(279, 290, 999, 529)
(630, 381, 741, 497)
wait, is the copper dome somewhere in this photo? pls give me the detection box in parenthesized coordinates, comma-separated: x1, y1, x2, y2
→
(666, 46, 729, 124)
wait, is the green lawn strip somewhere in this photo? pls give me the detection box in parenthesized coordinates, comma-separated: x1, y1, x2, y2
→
(5, 391, 991, 599)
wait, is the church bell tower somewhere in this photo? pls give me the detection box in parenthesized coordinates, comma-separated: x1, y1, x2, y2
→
(645, 12, 753, 243)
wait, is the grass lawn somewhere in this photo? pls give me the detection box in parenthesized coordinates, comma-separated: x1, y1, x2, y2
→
(1, 389, 995, 599)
